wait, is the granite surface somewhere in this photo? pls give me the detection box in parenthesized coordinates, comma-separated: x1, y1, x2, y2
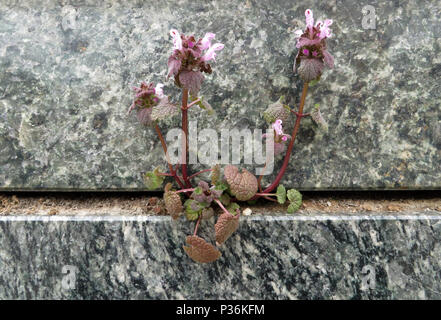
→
(0, 213, 440, 299)
(0, 0, 440, 190)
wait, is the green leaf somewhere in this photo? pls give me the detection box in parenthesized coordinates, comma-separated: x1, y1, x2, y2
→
(220, 193, 231, 206)
(214, 182, 229, 192)
(184, 199, 201, 221)
(227, 202, 241, 216)
(276, 185, 287, 204)
(193, 187, 203, 195)
(287, 202, 301, 214)
(286, 189, 302, 214)
(143, 167, 165, 190)
(309, 79, 320, 87)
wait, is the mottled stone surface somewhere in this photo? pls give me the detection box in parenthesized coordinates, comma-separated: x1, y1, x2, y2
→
(0, 213, 440, 299)
(0, 0, 440, 190)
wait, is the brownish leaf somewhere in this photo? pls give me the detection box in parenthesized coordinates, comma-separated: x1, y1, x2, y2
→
(183, 236, 221, 263)
(215, 212, 240, 245)
(224, 165, 258, 201)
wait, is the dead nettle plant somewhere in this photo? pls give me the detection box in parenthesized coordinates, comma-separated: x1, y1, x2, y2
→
(128, 10, 334, 263)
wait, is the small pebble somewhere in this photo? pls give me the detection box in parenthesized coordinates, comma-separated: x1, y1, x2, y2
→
(242, 208, 252, 216)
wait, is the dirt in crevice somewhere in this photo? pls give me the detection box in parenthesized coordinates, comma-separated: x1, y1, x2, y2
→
(1, 191, 440, 216)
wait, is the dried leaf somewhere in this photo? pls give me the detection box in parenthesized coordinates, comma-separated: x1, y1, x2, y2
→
(183, 236, 221, 263)
(215, 212, 240, 245)
(224, 165, 258, 201)
(179, 70, 204, 96)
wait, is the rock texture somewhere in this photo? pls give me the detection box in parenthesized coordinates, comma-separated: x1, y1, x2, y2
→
(0, 213, 440, 299)
(0, 0, 440, 190)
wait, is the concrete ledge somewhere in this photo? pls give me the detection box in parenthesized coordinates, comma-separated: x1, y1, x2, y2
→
(1, 213, 440, 299)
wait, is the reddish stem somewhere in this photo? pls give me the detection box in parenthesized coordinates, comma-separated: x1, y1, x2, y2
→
(175, 188, 196, 194)
(193, 215, 202, 236)
(188, 169, 213, 180)
(154, 124, 186, 189)
(183, 98, 201, 110)
(252, 82, 310, 199)
(181, 89, 191, 188)
(214, 199, 234, 217)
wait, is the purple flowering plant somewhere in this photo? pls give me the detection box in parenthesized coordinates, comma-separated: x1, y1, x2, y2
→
(128, 10, 334, 263)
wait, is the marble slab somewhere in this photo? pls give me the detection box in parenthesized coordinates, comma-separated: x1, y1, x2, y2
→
(0, 0, 440, 190)
(0, 213, 440, 299)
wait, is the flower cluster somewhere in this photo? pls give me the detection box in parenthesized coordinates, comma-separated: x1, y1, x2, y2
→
(168, 30, 224, 96)
(263, 119, 291, 155)
(293, 9, 334, 82)
(128, 82, 176, 126)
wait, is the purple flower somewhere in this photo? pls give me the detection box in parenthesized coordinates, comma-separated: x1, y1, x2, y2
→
(167, 30, 224, 95)
(170, 29, 182, 50)
(263, 119, 291, 155)
(201, 43, 225, 62)
(293, 9, 335, 82)
(200, 32, 216, 50)
(128, 81, 168, 125)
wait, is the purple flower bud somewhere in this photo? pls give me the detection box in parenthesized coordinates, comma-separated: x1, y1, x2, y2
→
(303, 49, 310, 56)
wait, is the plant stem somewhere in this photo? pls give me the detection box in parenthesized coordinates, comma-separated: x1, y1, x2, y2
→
(253, 82, 310, 199)
(184, 98, 201, 110)
(154, 124, 186, 189)
(175, 188, 196, 194)
(193, 215, 202, 236)
(214, 199, 233, 217)
(188, 169, 213, 180)
(181, 88, 191, 188)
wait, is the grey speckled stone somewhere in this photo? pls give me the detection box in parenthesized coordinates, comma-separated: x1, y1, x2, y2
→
(0, 0, 440, 190)
(0, 213, 441, 299)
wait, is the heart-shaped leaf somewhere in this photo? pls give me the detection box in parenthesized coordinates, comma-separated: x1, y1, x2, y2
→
(151, 97, 178, 122)
(215, 212, 240, 245)
(143, 167, 164, 190)
(276, 185, 287, 204)
(183, 236, 221, 263)
(223, 165, 258, 201)
(287, 189, 302, 213)
(163, 187, 183, 220)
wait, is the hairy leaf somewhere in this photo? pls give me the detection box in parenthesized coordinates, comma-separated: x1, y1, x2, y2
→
(183, 236, 221, 263)
(179, 71, 204, 96)
(167, 56, 181, 78)
(164, 190, 183, 220)
(211, 164, 221, 185)
(143, 168, 164, 190)
(287, 189, 302, 213)
(311, 105, 329, 132)
(215, 212, 240, 245)
(151, 97, 178, 122)
(223, 165, 258, 201)
(298, 58, 324, 82)
(323, 50, 334, 69)
(184, 199, 201, 221)
(276, 185, 287, 204)
(227, 202, 240, 215)
(201, 207, 214, 220)
(263, 96, 291, 124)
(136, 107, 153, 126)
